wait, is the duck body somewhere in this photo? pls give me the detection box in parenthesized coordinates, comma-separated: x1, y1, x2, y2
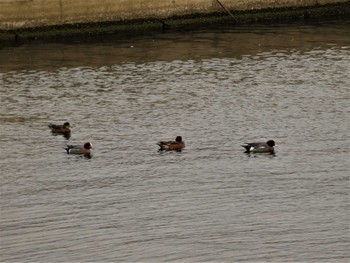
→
(241, 140, 275, 154)
(66, 142, 92, 155)
(157, 136, 185, 151)
(49, 122, 71, 134)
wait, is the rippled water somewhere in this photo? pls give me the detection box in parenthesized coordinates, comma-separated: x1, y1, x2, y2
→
(1, 20, 349, 262)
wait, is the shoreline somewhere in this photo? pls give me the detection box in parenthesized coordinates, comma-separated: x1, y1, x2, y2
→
(0, 2, 349, 47)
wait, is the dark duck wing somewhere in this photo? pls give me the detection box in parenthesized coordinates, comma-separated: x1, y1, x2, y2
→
(48, 123, 62, 129)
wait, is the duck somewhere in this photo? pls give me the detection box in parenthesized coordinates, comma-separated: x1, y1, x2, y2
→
(66, 142, 93, 155)
(241, 140, 275, 154)
(157, 136, 185, 151)
(48, 122, 71, 134)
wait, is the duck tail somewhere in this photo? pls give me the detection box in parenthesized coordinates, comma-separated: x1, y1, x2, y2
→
(157, 142, 165, 150)
(65, 145, 73, 154)
(241, 145, 251, 153)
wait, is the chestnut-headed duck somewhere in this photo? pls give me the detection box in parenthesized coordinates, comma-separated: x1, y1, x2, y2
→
(241, 140, 275, 154)
(66, 142, 93, 155)
(157, 136, 185, 151)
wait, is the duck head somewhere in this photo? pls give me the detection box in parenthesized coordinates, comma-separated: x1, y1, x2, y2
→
(267, 140, 275, 147)
(84, 142, 93, 150)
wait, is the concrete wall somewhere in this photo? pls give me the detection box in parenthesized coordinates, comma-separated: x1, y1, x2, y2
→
(0, 0, 348, 30)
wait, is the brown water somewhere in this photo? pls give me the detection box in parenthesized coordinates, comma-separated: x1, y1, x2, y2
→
(1, 20, 349, 262)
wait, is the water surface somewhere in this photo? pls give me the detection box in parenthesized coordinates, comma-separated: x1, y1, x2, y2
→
(0, 20, 349, 262)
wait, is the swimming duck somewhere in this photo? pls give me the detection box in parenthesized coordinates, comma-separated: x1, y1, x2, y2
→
(157, 136, 185, 151)
(66, 142, 93, 155)
(48, 122, 71, 134)
(241, 140, 275, 153)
